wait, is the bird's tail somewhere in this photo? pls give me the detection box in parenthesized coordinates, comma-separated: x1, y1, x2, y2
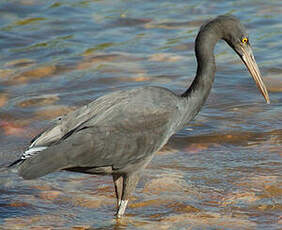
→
(2, 146, 48, 175)
(12, 132, 93, 180)
(8, 158, 25, 168)
(17, 143, 73, 180)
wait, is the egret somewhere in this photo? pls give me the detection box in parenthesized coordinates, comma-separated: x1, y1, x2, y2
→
(9, 15, 270, 218)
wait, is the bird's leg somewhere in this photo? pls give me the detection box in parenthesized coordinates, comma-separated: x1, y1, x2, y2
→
(112, 174, 123, 209)
(116, 172, 140, 218)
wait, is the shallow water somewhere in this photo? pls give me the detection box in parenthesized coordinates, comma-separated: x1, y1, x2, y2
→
(0, 0, 281, 229)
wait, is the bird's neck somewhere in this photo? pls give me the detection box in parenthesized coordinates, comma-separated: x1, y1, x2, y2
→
(181, 26, 221, 120)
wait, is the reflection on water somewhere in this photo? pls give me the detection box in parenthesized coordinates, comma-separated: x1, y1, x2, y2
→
(0, 0, 281, 229)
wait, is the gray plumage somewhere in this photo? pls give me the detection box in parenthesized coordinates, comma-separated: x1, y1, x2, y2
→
(10, 15, 269, 218)
(18, 87, 186, 178)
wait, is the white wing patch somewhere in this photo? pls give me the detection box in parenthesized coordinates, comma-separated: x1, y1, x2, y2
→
(21, 146, 47, 160)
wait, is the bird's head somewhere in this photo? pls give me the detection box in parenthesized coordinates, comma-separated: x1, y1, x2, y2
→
(215, 15, 270, 104)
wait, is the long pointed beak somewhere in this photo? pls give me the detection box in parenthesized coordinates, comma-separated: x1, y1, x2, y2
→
(240, 45, 270, 104)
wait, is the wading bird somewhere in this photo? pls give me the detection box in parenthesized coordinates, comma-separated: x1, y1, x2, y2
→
(9, 15, 270, 218)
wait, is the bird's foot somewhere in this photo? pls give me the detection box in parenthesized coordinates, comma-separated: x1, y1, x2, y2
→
(115, 200, 128, 218)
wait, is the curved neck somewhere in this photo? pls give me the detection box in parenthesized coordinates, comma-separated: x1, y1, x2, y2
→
(181, 25, 222, 119)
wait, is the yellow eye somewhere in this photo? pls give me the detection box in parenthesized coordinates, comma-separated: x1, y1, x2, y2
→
(242, 37, 248, 43)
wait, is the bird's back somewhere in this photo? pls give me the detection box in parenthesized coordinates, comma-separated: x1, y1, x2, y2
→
(18, 86, 184, 179)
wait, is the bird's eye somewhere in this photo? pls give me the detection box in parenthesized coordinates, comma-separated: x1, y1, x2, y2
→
(241, 37, 248, 44)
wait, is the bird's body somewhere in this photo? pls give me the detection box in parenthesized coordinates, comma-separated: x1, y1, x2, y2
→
(9, 15, 270, 218)
(19, 86, 185, 178)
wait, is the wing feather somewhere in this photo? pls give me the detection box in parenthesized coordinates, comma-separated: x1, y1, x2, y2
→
(17, 87, 181, 179)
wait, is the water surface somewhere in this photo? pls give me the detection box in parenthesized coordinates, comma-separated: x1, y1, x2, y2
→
(0, 0, 281, 229)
